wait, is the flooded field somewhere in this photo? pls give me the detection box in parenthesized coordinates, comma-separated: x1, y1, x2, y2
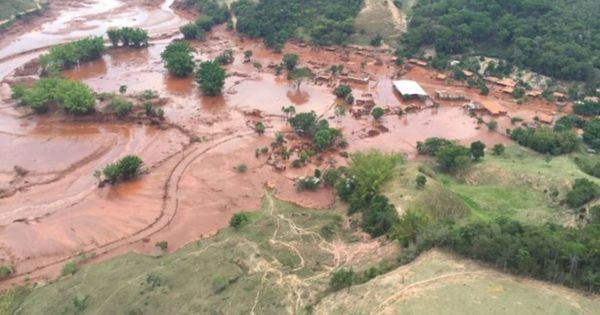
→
(0, 0, 558, 284)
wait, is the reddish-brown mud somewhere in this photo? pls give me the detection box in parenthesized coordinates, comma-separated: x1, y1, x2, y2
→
(0, 0, 563, 286)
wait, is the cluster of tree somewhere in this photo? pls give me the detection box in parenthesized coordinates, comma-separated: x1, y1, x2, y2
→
(510, 127, 579, 155)
(402, 0, 600, 81)
(416, 138, 487, 173)
(554, 115, 585, 132)
(573, 100, 600, 117)
(333, 151, 403, 237)
(106, 27, 149, 48)
(161, 42, 226, 95)
(98, 155, 144, 184)
(180, 0, 229, 39)
(574, 155, 600, 179)
(232, 0, 362, 50)
(161, 41, 195, 77)
(583, 119, 600, 150)
(566, 178, 599, 208)
(39, 37, 104, 74)
(11, 78, 96, 115)
(288, 111, 343, 152)
(442, 218, 600, 292)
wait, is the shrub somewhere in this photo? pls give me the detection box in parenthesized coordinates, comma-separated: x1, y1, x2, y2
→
(282, 53, 299, 71)
(13, 78, 96, 115)
(215, 49, 234, 65)
(62, 261, 78, 275)
(574, 155, 600, 178)
(416, 175, 427, 189)
(492, 143, 505, 156)
(0, 265, 14, 279)
(235, 164, 248, 173)
(329, 269, 356, 291)
(323, 168, 342, 187)
(73, 293, 89, 312)
(110, 97, 133, 118)
(370, 33, 383, 47)
(583, 119, 600, 150)
(155, 241, 168, 251)
(566, 178, 600, 208)
(101, 155, 144, 184)
(230, 212, 250, 229)
(180, 23, 203, 39)
(470, 141, 486, 160)
(254, 121, 265, 135)
(105, 27, 148, 47)
(296, 176, 320, 191)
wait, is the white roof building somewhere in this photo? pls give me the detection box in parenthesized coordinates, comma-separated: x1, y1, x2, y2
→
(393, 80, 428, 98)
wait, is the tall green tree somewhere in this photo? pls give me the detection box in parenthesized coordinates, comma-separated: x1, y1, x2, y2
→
(161, 42, 195, 77)
(195, 60, 226, 96)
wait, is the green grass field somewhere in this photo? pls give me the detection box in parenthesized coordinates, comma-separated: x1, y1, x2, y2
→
(316, 250, 600, 314)
(384, 146, 600, 225)
(0, 0, 39, 21)
(6, 194, 354, 314)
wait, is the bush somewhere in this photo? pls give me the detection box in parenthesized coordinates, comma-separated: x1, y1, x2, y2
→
(105, 27, 148, 47)
(0, 265, 14, 279)
(101, 155, 144, 184)
(254, 121, 265, 135)
(329, 269, 356, 291)
(161, 41, 195, 77)
(230, 212, 250, 229)
(73, 293, 89, 311)
(416, 175, 427, 189)
(492, 143, 505, 156)
(370, 33, 383, 47)
(155, 241, 168, 251)
(296, 176, 320, 191)
(180, 23, 203, 40)
(436, 143, 472, 172)
(361, 194, 399, 237)
(282, 53, 299, 71)
(566, 178, 600, 208)
(62, 261, 77, 275)
(235, 164, 248, 173)
(215, 49, 234, 65)
(371, 107, 384, 120)
(110, 97, 133, 117)
(12, 78, 96, 115)
(470, 141, 486, 160)
(323, 168, 342, 187)
(196, 60, 226, 96)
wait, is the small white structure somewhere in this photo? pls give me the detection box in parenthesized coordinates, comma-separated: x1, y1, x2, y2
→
(393, 80, 429, 99)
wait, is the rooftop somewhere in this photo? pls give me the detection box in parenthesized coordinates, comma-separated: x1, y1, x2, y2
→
(393, 80, 428, 97)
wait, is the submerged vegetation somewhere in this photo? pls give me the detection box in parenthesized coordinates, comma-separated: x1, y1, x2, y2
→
(11, 78, 96, 115)
(106, 27, 149, 48)
(39, 37, 104, 74)
(99, 155, 144, 185)
(161, 41, 195, 77)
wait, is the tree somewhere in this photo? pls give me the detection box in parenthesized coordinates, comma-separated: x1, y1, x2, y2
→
(161, 42, 195, 77)
(329, 269, 356, 291)
(334, 85, 352, 98)
(416, 175, 427, 189)
(583, 119, 600, 150)
(196, 60, 226, 96)
(370, 33, 383, 47)
(487, 120, 498, 131)
(282, 53, 299, 71)
(119, 85, 127, 95)
(362, 194, 399, 237)
(392, 210, 430, 247)
(436, 143, 472, 172)
(470, 141, 486, 160)
(107, 29, 121, 47)
(566, 178, 600, 208)
(371, 107, 385, 120)
(289, 111, 318, 136)
(119, 155, 143, 180)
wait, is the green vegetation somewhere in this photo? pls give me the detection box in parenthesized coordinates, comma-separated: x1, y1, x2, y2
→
(161, 41, 195, 77)
(583, 119, 600, 150)
(101, 155, 144, 184)
(233, 0, 362, 49)
(11, 78, 96, 115)
(62, 261, 78, 276)
(574, 155, 600, 178)
(229, 212, 251, 229)
(565, 178, 599, 208)
(0, 0, 39, 21)
(403, 0, 600, 81)
(334, 84, 352, 99)
(106, 27, 148, 48)
(573, 100, 600, 117)
(39, 37, 104, 74)
(371, 107, 384, 120)
(155, 241, 168, 251)
(288, 111, 344, 152)
(180, 23, 205, 40)
(510, 127, 579, 155)
(195, 60, 226, 96)
(7, 195, 359, 314)
(109, 97, 133, 118)
(254, 121, 265, 135)
(0, 265, 14, 279)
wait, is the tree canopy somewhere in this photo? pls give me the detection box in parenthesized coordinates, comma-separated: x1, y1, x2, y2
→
(195, 60, 226, 96)
(403, 0, 600, 81)
(161, 42, 195, 77)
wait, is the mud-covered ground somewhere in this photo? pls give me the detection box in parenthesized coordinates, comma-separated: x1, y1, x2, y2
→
(0, 0, 562, 285)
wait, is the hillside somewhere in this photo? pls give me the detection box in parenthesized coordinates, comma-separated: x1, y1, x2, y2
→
(402, 0, 600, 82)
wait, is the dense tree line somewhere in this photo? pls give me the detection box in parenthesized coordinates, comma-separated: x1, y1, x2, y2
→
(573, 101, 600, 117)
(232, 0, 362, 50)
(403, 0, 600, 81)
(106, 27, 149, 48)
(39, 37, 104, 74)
(583, 119, 600, 150)
(510, 127, 579, 155)
(11, 78, 96, 115)
(442, 219, 600, 292)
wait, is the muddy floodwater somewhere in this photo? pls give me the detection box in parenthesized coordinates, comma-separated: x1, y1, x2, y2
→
(0, 0, 526, 283)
